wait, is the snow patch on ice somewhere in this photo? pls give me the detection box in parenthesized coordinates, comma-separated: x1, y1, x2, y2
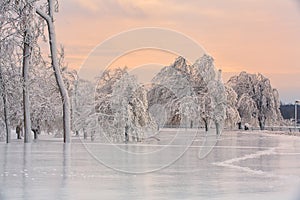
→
(220, 148, 276, 164)
(213, 148, 278, 177)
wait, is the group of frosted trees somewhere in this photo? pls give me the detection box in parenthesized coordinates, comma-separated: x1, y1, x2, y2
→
(0, 42, 284, 144)
(0, 1, 283, 143)
(94, 55, 227, 142)
(0, 0, 71, 143)
(94, 54, 283, 143)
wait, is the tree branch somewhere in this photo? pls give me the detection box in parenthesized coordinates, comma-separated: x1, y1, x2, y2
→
(36, 8, 51, 22)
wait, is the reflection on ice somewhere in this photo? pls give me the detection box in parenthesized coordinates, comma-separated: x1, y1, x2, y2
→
(0, 131, 300, 200)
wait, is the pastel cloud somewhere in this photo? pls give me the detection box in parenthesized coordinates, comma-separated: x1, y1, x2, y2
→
(73, 0, 146, 18)
(53, 0, 300, 103)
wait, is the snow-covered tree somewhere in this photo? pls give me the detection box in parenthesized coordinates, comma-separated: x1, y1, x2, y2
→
(207, 70, 226, 135)
(29, 50, 62, 136)
(113, 73, 153, 141)
(149, 57, 194, 126)
(95, 68, 127, 140)
(95, 68, 156, 142)
(227, 71, 283, 130)
(192, 55, 223, 131)
(224, 84, 241, 129)
(179, 96, 199, 128)
(149, 55, 226, 133)
(237, 93, 258, 126)
(0, 1, 29, 142)
(15, 0, 45, 142)
(0, 40, 14, 143)
(73, 78, 95, 139)
(0, 0, 72, 143)
(36, 0, 71, 143)
(0, 1, 12, 142)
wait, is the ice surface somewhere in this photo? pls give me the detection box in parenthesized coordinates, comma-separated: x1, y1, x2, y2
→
(0, 130, 300, 200)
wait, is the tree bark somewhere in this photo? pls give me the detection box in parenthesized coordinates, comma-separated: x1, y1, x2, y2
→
(22, 30, 32, 143)
(36, 1, 71, 143)
(125, 125, 129, 143)
(258, 116, 265, 130)
(72, 74, 79, 135)
(83, 128, 87, 140)
(0, 63, 11, 143)
(215, 122, 221, 135)
(203, 118, 209, 132)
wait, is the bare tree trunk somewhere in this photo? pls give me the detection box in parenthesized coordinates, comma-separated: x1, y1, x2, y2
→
(0, 64, 10, 143)
(72, 73, 79, 135)
(36, 0, 71, 143)
(3, 89, 10, 143)
(125, 125, 129, 143)
(83, 128, 87, 140)
(259, 120, 265, 130)
(22, 30, 32, 143)
(203, 118, 209, 132)
(258, 116, 265, 130)
(215, 121, 221, 135)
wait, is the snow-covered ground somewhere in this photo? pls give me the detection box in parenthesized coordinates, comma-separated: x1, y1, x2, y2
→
(0, 130, 300, 200)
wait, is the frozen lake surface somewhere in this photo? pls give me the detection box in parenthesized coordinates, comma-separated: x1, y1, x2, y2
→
(1, 130, 300, 200)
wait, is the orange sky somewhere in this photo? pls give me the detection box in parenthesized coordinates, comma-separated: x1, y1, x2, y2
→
(52, 0, 300, 103)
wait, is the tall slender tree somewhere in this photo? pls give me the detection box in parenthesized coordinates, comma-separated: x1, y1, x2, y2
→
(0, 0, 14, 143)
(22, 30, 32, 143)
(36, 0, 71, 143)
(0, 52, 11, 143)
